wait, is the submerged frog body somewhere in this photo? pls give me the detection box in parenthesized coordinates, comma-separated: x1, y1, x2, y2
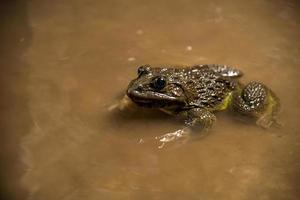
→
(126, 64, 280, 146)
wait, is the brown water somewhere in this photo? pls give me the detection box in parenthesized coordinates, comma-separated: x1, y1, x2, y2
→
(1, 0, 300, 199)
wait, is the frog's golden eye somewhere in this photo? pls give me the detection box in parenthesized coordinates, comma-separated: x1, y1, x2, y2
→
(137, 65, 151, 76)
(151, 76, 167, 90)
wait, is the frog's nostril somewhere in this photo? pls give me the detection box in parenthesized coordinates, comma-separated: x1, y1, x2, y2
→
(137, 84, 143, 90)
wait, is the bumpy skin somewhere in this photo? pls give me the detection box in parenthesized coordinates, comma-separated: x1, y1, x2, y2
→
(232, 81, 280, 128)
(126, 64, 280, 139)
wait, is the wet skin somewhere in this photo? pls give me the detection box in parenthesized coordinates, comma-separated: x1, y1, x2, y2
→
(126, 64, 280, 145)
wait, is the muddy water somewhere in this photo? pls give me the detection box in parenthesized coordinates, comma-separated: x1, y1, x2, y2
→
(1, 0, 300, 199)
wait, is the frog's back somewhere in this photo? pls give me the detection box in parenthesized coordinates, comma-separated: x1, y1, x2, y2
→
(179, 65, 242, 110)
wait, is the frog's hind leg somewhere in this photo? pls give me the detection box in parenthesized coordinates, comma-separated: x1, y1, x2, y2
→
(231, 81, 280, 128)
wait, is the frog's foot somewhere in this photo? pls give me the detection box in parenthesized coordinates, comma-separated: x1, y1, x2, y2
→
(232, 81, 280, 128)
(108, 95, 138, 112)
(155, 108, 216, 148)
(155, 128, 191, 149)
(256, 113, 282, 129)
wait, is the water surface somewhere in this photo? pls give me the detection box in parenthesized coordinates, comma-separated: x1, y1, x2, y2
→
(1, 0, 300, 199)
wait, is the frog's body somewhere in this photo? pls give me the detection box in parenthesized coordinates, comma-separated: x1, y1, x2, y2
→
(126, 64, 280, 145)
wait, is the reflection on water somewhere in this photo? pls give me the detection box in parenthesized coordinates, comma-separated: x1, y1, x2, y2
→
(1, 0, 300, 199)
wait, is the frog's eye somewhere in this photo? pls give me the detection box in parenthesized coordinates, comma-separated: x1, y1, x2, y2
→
(137, 65, 151, 76)
(151, 76, 167, 90)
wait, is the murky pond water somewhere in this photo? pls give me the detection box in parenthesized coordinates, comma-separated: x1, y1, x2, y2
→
(1, 0, 300, 199)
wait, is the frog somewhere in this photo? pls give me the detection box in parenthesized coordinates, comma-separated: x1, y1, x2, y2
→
(126, 64, 280, 147)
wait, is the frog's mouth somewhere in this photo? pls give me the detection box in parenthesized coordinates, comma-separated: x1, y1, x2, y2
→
(127, 89, 185, 108)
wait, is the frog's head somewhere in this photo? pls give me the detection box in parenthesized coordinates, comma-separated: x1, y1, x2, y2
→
(126, 65, 187, 108)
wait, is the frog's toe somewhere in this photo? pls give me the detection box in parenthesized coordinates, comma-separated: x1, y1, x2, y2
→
(256, 114, 282, 129)
(155, 128, 191, 148)
(256, 114, 275, 129)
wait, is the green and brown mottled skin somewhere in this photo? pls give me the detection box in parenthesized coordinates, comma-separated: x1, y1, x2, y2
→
(126, 64, 280, 140)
